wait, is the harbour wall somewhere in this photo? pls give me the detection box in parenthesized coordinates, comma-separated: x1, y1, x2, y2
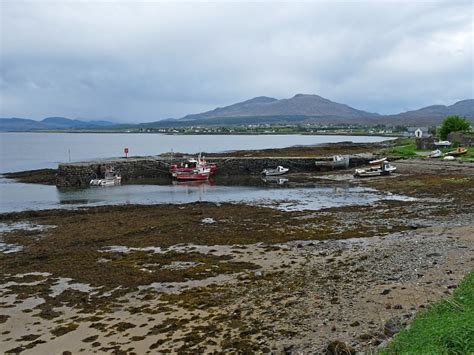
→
(56, 155, 372, 187)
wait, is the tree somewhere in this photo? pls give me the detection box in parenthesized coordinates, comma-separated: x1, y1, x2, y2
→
(439, 115, 470, 140)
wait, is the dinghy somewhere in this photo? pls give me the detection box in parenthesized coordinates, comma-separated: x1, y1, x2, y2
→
(428, 149, 442, 158)
(90, 167, 122, 186)
(354, 161, 396, 178)
(261, 166, 289, 176)
(446, 147, 467, 156)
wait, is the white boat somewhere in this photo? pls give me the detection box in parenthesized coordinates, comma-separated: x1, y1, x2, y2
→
(429, 149, 442, 158)
(369, 157, 387, 165)
(261, 166, 289, 176)
(90, 167, 122, 186)
(434, 140, 451, 147)
(443, 155, 455, 161)
(354, 161, 396, 178)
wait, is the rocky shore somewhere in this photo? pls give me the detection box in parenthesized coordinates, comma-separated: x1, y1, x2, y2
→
(0, 152, 473, 353)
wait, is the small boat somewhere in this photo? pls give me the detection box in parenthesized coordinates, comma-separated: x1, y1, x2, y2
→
(261, 166, 289, 176)
(434, 140, 451, 147)
(443, 156, 455, 161)
(369, 157, 387, 165)
(429, 149, 442, 158)
(446, 147, 467, 156)
(174, 166, 212, 181)
(354, 161, 396, 178)
(170, 154, 217, 179)
(90, 167, 122, 186)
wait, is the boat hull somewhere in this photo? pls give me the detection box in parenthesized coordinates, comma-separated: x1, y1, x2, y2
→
(174, 172, 210, 181)
(90, 177, 121, 186)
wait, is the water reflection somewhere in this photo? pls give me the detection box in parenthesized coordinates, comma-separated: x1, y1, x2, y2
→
(0, 174, 415, 213)
(261, 176, 289, 185)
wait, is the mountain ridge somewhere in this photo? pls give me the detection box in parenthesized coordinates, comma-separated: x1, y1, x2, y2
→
(181, 94, 379, 121)
(0, 117, 116, 131)
(1, 95, 473, 131)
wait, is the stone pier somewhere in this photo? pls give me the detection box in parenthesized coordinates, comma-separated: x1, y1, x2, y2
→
(56, 155, 372, 187)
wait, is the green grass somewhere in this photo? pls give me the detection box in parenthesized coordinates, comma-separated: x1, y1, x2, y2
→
(384, 138, 419, 157)
(384, 138, 474, 160)
(382, 271, 474, 354)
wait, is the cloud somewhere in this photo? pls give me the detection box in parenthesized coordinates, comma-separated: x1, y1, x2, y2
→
(0, 0, 472, 121)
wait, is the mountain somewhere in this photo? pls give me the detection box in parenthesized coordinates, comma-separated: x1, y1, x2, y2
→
(0, 117, 116, 131)
(1, 96, 473, 130)
(181, 94, 379, 122)
(380, 99, 474, 125)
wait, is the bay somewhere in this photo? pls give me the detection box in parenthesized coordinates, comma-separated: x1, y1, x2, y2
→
(0, 132, 398, 213)
(0, 132, 391, 173)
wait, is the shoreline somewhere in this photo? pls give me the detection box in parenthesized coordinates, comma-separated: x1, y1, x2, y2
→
(0, 130, 402, 137)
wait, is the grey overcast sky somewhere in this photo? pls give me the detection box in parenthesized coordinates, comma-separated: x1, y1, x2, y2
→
(0, 0, 473, 122)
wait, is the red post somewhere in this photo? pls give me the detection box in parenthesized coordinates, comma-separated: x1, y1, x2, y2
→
(124, 147, 129, 158)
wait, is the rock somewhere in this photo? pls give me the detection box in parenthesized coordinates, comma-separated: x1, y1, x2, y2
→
(325, 340, 355, 355)
(393, 304, 403, 310)
(350, 321, 360, 327)
(384, 317, 403, 337)
(426, 252, 441, 257)
(201, 218, 216, 224)
(380, 289, 391, 295)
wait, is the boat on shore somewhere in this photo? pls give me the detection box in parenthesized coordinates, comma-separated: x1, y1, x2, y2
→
(354, 161, 396, 178)
(446, 147, 467, 157)
(434, 140, 451, 147)
(90, 167, 122, 186)
(429, 149, 442, 158)
(261, 166, 289, 176)
(369, 157, 387, 165)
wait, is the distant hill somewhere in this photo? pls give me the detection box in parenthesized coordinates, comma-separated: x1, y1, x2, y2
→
(379, 99, 474, 125)
(0, 117, 116, 131)
(181, 94, 379, 122)
(1, 96, 473, 131)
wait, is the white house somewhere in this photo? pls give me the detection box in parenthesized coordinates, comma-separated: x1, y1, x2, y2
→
(406, 127, 429, 137)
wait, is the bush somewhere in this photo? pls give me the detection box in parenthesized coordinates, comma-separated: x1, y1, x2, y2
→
(439, 116, 470, 140)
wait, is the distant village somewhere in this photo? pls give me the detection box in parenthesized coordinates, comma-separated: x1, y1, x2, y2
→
(130, 123, 438, 137)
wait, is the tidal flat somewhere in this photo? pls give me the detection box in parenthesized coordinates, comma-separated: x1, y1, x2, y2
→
(0, 160, 473, 353)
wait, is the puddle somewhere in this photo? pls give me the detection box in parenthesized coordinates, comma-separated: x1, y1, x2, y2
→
(0, 222, 56, 233)
(49, 278, 96, 297)
(140, 274, 237, 294)
(0, 241, 23, 254)
(161, 261, 203, 270)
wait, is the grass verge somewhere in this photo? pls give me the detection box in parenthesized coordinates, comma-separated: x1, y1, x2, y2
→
(382, 270, 474, 354)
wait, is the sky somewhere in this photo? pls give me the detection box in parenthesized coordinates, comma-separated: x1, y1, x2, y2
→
(0, 0, 473, 123)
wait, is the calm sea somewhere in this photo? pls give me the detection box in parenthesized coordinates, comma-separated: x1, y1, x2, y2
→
(0, 132, 391, 173)
(0, 133, 399, 213)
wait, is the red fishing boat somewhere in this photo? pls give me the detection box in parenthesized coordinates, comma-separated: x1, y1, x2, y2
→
(169, 154, 217, 181)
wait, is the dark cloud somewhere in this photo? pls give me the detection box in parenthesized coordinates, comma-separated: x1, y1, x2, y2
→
(1, 1, 472, 122)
